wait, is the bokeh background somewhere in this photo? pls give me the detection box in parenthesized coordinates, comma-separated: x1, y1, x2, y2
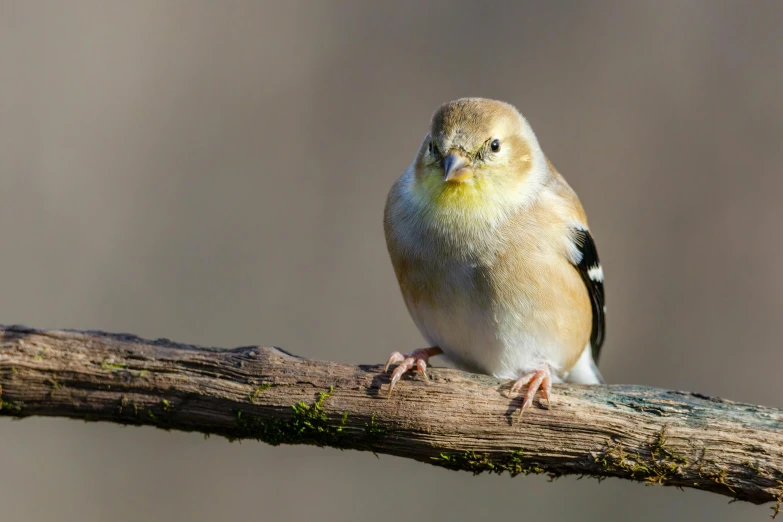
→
(2, 1, 782, 521)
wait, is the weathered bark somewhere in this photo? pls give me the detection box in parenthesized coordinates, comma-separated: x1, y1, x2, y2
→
(0, 325, 781, 514)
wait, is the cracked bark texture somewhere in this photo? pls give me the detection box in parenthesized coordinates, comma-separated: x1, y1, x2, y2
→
(0, 324, 781, 513)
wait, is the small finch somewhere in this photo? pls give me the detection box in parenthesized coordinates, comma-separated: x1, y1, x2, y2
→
(383, 98, 606, 416)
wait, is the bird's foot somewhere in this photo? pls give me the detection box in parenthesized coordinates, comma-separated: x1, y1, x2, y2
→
(510, 366, 553, 418)
(384, 347, 442, 397)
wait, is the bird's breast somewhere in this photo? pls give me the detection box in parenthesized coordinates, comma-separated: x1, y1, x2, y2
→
(388, 221, 587, 378)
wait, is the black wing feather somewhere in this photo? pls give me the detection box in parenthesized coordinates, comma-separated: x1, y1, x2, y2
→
(570, 228, 606, 362)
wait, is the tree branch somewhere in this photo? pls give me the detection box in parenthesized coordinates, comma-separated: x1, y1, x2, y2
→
(1, 325, 781, 513)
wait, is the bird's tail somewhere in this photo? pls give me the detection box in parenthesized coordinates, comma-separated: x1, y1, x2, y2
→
(565, 343, 605, 384)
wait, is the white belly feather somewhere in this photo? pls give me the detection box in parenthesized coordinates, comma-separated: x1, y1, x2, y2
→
(403, 261, 571, 382)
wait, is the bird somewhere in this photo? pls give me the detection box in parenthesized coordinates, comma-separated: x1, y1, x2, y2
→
(382, 97, 606, 416)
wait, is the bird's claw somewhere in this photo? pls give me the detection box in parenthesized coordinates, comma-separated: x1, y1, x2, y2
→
(384, 352, 405, 372)
(384, 347, 441, 397)
(510, 366, 553, 418)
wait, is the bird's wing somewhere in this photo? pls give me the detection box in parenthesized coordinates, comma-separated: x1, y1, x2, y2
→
(569, 226, 605, 362)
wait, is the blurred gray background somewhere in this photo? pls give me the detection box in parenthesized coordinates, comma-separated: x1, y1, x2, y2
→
(1, 1, 781, 521)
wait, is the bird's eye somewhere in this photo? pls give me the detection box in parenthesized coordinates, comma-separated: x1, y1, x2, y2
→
(490, 139, 501, 152)
(428, 141, 439, 157)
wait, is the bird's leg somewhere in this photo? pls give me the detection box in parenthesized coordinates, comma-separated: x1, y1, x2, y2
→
(384, 347, 442, 397)
(510, 366, 553, 417)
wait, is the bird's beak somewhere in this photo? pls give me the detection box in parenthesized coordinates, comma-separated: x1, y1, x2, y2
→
(443, 151, 472, 182)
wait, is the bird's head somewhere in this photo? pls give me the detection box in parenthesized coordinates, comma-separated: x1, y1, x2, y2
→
(411, 98, 547, 214)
